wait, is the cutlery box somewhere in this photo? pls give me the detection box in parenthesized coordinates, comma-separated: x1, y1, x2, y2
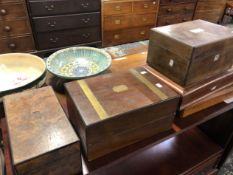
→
(147, 20, 233, 86)
(4, 86, 81, 175)
(65, 67, 180, 161)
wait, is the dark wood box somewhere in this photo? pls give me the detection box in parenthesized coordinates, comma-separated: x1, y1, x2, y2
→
(147, 20, 233, 86)
(145, 66, 233, 117)
(4, 86, 81, 175)
(65, 67, 180, 161)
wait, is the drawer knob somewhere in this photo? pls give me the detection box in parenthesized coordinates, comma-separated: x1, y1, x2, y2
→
(167, 8, 172, 12)
(153, 1, 156, 4)
(4, 26, 11, 32)
(8, 43, 16, 50)
(115, 19, 121, 25)
(49, 37, 59, 43)
(114, 34, 120, 39)
(140, 31, 145, 35)
(182, 18, 187, 22)
(142, 17, 147, 22)
(81, 3, 89, 8)
(144, 4, 149, 8)
(115, 5, 121, 11)
(0, 9, 7, 15)
(81, 18, 90, 23)
(48, 21, 56, 27)
(45, 5, 55, 11)
(82, 33, 90, 39)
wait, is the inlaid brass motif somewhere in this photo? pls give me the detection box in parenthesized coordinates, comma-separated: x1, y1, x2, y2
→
(113, 84, 128, 93)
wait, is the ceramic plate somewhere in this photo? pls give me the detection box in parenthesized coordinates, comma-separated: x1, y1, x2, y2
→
(46, 47, 112, 79)
(0, 53, 46, 101)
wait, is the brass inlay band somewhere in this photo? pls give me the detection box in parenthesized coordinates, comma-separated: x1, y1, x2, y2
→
(130, 69, 168, 100)
(78, 80, 108, 120)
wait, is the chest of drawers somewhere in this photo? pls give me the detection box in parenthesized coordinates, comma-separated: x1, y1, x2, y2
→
(102, 0, 159, 47)
(157, 0, 197, 26)
(194, 0, 226, 23)
(27, 0, 101, 51)
(0, 0, 35, 53)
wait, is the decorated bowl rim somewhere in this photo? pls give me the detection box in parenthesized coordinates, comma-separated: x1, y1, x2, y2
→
(0, 53, 46, 93)
(46, 47, 112, 80)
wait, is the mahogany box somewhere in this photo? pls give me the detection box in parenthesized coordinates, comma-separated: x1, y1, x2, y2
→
(4, 86, 81, 175)
(147, 19, 233, 86)
(65, 67, 180, 161)
(144, 66, 233, 118)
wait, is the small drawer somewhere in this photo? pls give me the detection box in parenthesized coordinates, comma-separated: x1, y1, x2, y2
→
(33, 12, 100, 32)
(158, 3, 195, 16)
(0, 3, 27, 20)
(132, 13, 156, 27)
(157, 14, 193, 26)
(0, 19, 31, 37)
(36, 27, 100, 50)
(103, 2, 132, 16)
(133, 0, 158, 13)
(29, 0, 100, 17)
(0, 35, 35, 53)
(104, 15, 131, 31)
(160, 0, 196, 5)
(103, 26, 151, 46)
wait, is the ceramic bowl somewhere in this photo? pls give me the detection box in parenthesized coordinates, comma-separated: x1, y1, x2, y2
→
(0, 53, 46, 102)
(46, 47, 112, 79)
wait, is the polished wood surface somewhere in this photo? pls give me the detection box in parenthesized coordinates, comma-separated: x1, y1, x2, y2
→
(148, 20, 233, 86)
(27, 0, 101, 51)
(157, 0, 197, 26)
(4, 87, 81, 175)
(0, 0, 35, 53)
(102, 0, 158, 46)
(28, 0, 100, 16)
(85, 128, 222, 175)
(181, 85, 233, 117)
(1, 52, 233, 174)
(194, 0, 226, 23)
(66, 67, 179, 160)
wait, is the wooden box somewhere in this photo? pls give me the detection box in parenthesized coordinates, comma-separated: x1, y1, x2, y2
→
(147, 20, 233, 86)
(65, 67, 180, 160)
(144, 66, 233, 117)
(4, 86, 81, 175)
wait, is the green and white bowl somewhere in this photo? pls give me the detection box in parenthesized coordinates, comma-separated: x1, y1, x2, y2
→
(0, 53, 46, 102)
(46, 47, 112, 79)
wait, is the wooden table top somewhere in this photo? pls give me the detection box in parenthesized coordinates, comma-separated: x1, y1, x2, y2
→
(0, 52, 233, 175)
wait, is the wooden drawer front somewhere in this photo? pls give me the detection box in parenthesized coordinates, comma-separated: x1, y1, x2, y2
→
(194, 11, 223, 23)
(0, 19, 31, 37)
(157, 14, 193, 26)
(160, 0, 196, 5)
(0, 0, 22, 3)
(0, 3, 26, 20)
(103, 26, 151, 46)
(29, 0, 100, 17)
(104, 13, 155, 31)
(103, 2, 132, 16)
(133, 0, 158, 13)
(159, 3, 195, 16)
(0, 35, 34, 53)
(33, 12, 100, 32)
(36, 27, 100, 50)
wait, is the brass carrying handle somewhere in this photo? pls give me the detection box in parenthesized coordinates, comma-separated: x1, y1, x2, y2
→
(115, 5, 121, 11)
(144, 4, 149, 8)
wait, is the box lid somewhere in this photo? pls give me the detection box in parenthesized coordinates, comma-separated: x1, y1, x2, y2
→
(151, 20, 233, 59)
(4, 86, 79, 165)
(65, 67, 179, 126)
